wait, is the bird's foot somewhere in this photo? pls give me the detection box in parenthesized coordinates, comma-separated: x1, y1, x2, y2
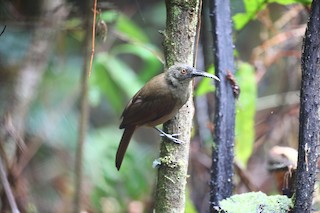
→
(160, 132, 184, 144)
(154, 127, 184, 144)
(159, 133, 180, 137)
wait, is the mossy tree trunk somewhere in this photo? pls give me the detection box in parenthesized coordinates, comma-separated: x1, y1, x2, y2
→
(154, 0, 199, 212)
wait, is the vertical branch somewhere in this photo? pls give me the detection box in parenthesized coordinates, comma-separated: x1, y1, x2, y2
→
(294, 0, 320, 212)
(209, 0, 235, 211)
(193, 0, 202, 66)
(88, 0, 97, 77)
(155, 0, 199, 212)
(201, 0, 214, 69)
(0, 158, 19, 213)
(73, 0, 92, 212)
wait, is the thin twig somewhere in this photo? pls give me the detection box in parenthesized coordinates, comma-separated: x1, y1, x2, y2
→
(73, 0, 92, 212)
(234, 162, 257, 192)
(0, 25, 6, 36)
(0, 157, 19, 213)
(88, 0, 97, 77)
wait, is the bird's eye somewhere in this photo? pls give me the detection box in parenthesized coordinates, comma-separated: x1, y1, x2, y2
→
(181, 69, 187, 74)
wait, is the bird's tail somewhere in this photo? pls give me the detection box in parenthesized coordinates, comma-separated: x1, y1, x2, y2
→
(116, 126, 136, 170)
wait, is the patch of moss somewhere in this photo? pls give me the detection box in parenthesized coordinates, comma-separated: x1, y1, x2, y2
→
(219, 192, 293, 213)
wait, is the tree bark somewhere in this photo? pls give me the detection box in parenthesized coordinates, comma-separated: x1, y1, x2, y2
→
(293, 0, 320, 212)
(209, 0, 236, 211)
(154, 0, 199, 212)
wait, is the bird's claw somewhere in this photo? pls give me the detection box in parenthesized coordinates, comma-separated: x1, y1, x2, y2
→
(160, 132, 184, 144)
(159, 133, 181, 137)
(154, 127, 184, 144)
(172, 138, 184, 144)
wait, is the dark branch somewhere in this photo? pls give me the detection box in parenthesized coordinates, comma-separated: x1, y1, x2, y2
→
(209, 0, 236, 211)
(293, 0, 320, 212)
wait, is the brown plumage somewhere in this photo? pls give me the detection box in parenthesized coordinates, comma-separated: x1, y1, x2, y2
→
(116, 64, 219, 170)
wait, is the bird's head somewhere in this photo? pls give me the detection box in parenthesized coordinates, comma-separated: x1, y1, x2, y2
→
(166, 63, 220, 83)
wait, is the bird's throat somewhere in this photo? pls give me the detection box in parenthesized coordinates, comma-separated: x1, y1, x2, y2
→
(165, 76, 191, 107)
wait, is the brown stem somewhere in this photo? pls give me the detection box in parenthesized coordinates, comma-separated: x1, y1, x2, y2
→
(73, 0, 93, 212)
(0, 157, 19, 213)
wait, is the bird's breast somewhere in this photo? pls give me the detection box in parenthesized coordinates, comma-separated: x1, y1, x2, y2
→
(145, 103, 181, 127)
(145, 90, 189, 127)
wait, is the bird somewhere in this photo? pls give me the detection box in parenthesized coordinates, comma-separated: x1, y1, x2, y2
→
(116, 64, 219, 170)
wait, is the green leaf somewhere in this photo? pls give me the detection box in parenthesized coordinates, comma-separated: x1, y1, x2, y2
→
(233, 0, 267, 30)
(100, 10, 118, 23)
(99, 53, 143, 97)
(111, 43, 163, 81)
(90, 53, 143, 113)
(115, 14, 149, 43)
(233, 13, 254, 31)
(90, 56, 123, 112)
(233, 0, 312, 30)
(235, 62, 257, 167)
(270, 0, 311, 5)
(195, 65, 216, 96)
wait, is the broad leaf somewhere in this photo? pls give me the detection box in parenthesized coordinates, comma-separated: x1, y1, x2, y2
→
(235, 62, 257, 167)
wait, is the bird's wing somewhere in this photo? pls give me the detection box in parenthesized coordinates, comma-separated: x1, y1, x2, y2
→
(119, 87, 177, 129)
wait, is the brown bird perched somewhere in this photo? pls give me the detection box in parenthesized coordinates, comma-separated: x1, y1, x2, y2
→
(116, 64, 219, 170)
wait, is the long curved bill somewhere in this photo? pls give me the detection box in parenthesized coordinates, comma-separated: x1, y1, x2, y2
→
(191, 68, 220, 81)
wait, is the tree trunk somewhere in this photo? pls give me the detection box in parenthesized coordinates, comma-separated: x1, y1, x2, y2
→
(293, 0, 320, 211)
(154, 0, 199, 212)
(209, 0, 236, 211)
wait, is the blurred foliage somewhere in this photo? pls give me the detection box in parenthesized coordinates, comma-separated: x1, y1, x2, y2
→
(86, 127, 156, 212)
(88, 10, 163, 212)
(235, 62, 257, 167)
(185, 190, 197, 213)
(195, 64, 216, 96)
(233, 0, 311, 30)
(90, 10, 163, 114)
(28, 57, 81, 149)
(87, 11, 168, 212)
(90, 53, 142, 112)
